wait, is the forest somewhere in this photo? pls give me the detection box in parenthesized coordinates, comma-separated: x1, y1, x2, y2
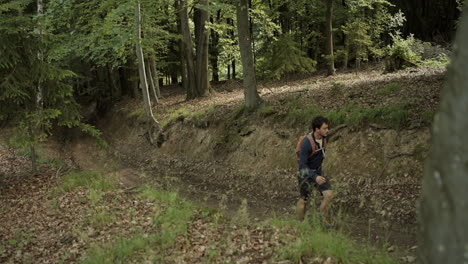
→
(1, 0, 467, 263)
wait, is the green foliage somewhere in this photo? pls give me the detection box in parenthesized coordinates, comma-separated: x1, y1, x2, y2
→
(127, 108, 147, 123)
(57, 171, 116, 193)
(259, 34, 316, 80)
(271, 217, 397, 264)
(82, 233, 152, 264)
(256, 104, 276, 117)
(377, 83, 401, 95)
(285, 97, 411, 128)
(83, 184, 194, 263)
(186, 105, 217, 127)
(161, 107, 191, 127)
(0, 0, 105, 169)
(342, 102, 411, 127)
(287, 104, 323, 124)
(342, 0, 404, 66)
(386, 34, 421, 64)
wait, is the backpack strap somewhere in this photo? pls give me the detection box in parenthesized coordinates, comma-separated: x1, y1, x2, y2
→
(306, 134, 316, 158)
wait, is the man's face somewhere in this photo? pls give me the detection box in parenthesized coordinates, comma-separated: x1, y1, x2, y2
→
(316, 123, 329, 137)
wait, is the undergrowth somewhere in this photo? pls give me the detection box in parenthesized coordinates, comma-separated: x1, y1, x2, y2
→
(287, 101, 412, 128)
(270, 215, 398, 264)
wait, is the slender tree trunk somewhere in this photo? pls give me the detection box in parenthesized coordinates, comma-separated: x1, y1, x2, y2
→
(209, 10, 221, 83)
(228, 18, 237, 80)
(150, 59, 161, 98)
(28, 123, 37, 173)
(227, 64, 231, 80)
(32, 0, 44, 173)
(194, 0, 210, 97)
(135, 2, 159, 144)
(236, 0, 261, 110)
(325, 0, 336, 76)
(419, 8, 468, 263)
(107, 63, 119, 100)
(248, 0, 256, 65)
(232, 60, 236, 80)
(175, 0, 189, 92)
(343, 35, 349, 69)
(178, 0, 197, 100)
(356, 44, 361, 69)
(145, 58, 159, 105)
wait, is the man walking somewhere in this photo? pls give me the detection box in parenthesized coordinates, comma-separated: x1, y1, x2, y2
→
(296, 116, 334, 223)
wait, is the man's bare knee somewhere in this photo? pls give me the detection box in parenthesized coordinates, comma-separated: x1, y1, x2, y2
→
(323, 190, 334, 201)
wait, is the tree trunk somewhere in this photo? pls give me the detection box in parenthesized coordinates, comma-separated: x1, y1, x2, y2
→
(194, 0, 210, 97)
(175, 0, 189, 92)
(171, 73, 178, 85)
(150, 58, 161, 98)
(178, 0, 197, 100)
(228, 18, 237, 80)
(28, 123, 37, 173)
(145, 58, 159, 105)
(32, 0, 43, 173)
(135, 2, 159, 144)
(232, 60, 236, 80)
(419, 8, 468, 263)
(227, 64, 231, 80)
(107, 63, 119, 100)
(209, 10, 221, 83)
(356, 44, 361, 69)
(343, 35, 349, 69)
(236, 0, 261, 110)
(325, 0, 336, 76)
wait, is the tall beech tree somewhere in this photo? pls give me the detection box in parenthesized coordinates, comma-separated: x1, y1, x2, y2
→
(236, 0, 261, 110)
(194, 0, 211, 97)
(419, 6, 468, 263)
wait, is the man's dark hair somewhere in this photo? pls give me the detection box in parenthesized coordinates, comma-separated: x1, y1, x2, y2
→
(311, 116, 329, 131)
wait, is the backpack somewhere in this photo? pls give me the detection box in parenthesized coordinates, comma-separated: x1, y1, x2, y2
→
(295, 133, 327, 160)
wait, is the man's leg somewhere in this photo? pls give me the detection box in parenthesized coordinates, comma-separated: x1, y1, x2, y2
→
(319, 190, 334, 216)
(297, 176, 312, 221)
(297, 198, 307, 220)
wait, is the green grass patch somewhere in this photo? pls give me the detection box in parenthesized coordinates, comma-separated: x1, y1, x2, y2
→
(56, 171, 116, 193)
(127, 108, 146, 123)
(377, 83, 401, 95)
(186, 105, 217, 127)
(287, 105, 323, 124)
(82, 185, 195, 263)
(82, 232, 152, 264)
(271, 217, 397, 264)
(86, 209, 117, 229)
(161, 107, 191, 127)
(285, 99, 411, 128)
(256, 104, 276, 117)
(328, 102, 411, 127)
